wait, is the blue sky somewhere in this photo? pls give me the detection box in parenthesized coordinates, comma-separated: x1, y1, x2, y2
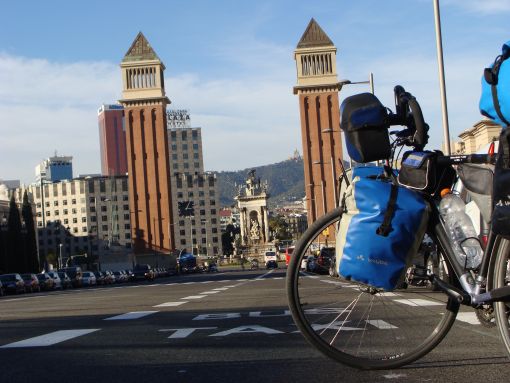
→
(1, 0, 510, 184)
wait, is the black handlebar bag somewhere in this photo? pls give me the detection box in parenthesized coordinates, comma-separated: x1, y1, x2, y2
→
(492, 129, 510, 236)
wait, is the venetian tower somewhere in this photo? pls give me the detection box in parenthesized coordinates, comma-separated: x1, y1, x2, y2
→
(294, 18, 344, 224)
(119, 32, 175, 254)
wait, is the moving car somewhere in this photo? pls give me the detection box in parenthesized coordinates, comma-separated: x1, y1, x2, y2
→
(266, 260, 278, 269)
(177, 253, 197, 273)
(132, 264, 155, 280)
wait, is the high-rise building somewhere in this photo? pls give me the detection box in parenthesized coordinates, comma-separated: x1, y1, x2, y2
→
(167, 110, 221, 256)
(98, 104, 128, 176)
(36, 155, 73, 183)
(293, 18, 344, 224)
(119, 32, 175, 254)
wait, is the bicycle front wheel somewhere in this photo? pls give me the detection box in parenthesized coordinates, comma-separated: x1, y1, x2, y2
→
(493, 236, 510, 355)
(286, 206, 459, 370)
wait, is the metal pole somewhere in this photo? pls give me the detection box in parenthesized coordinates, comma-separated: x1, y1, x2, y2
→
(330, 157, 337, 208)
(433, 0, 451, 154)
(369, 72, 374, 94)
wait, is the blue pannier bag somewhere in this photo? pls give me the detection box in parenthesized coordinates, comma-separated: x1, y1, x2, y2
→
(480, 40, 510, 128)
(336, 168, 429, 291)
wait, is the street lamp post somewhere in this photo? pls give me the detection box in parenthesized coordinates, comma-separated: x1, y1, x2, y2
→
(313, 158, 338, 209)
(58, 243, 63, 270)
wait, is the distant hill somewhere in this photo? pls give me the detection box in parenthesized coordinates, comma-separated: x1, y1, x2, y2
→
(216, 157, 305, 207)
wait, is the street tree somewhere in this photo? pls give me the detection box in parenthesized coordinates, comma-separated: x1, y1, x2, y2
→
(22, 190, 40, 273)
(6, 194, 23, 272)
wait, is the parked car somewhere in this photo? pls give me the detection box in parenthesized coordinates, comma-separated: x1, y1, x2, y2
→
(57, 272, 73, 289)
(113, 270, 127, 283)
(133, 264, 155, 280)
(301, 255, 316, 271)
(59, 267, 83, 288)
(0, 280, 4, 296)
(103, 270, 115, 284)
(47, 271, 63, 290)
(81, 271, 97, 286)
(21, 273, 41, 293)
(125, 269, 135, 281)
(0, 274, 25, 294)
(36, 273, 55, 291)
(93, 271, 105, 285)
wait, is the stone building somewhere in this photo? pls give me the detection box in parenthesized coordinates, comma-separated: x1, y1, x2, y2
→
(453, 119, 501, 154)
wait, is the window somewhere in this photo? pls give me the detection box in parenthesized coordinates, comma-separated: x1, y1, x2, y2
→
(102, 225, 108, 231)
(201, 228, 206, 234)
(72, 208, 77, 214)
(181, 131, 187, 140)
(125, 233, 131, 239)
(177, 192, 183, 198)
(125, 224, 130, 229)
(54, 201, 59, 206)
(101, 206, 107, 212)
(193, 153, 199, 159)
(199, 200, 205, 206)
(209, 177, 215, 187)
(200, 209, 205, 216)
(184, 163, 189, 169)
(194, 162, 200, 168)
(170, 131, 177, 140)
(88, 180, 95, 193)
(211, 218, 217, 224)
(212, 236, 218, 243)
(124, 214, 129, 220)
(172, 144, 177, 151)
(82, 227, 88, 232)
(102, 216, 108, 222)
(45, 202, 50, 207)
(179, 220, 185, 226)
(90, 206, 96, 213)
(182, 144, 188, 150)
(72, 199, 76, 204)
(188, 192, 194, 198)
(173, 163, 179, 169)
(82, 217, 87, 223)
(36, 202, 41, 208)
(183, 153, 188, 159)
(211, 209, 216, 215)
(91, 216, 97, 222)
(123, 195, 128, 201)
(199, 191, 204, 197)
(193, 143, 199, 150)
(54, 210, 59, 216)
(192, 130, 198, 139)
(209, 190, 215, 197)
(180, 239, 186, 245)
(172, 154, 178, 160)
(63, 200, 68, 206)
(46, 211, 50, 217)
(180, 229, 185, 235)
(64, 219, 69, 225)
(210, 200, 216, 206)
(212, 228, 218, 233)
(201, 238, 206, 244)
(123, 204, 129, 211)
(73, 218, 78, 223)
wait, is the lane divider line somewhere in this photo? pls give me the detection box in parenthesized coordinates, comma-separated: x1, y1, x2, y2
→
(0, 329, 100, 348)
(104, 311, 158, 320)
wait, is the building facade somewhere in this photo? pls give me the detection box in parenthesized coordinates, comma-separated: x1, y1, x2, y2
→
(293, 19, 344, 225)
(167, 110, 221, 256)
(36, 155, 73, 183)
(26, 176, 131, 264)
(119, 32, 175, 254)
(98, 104, 128, 176)
(453, 119, 501, 154)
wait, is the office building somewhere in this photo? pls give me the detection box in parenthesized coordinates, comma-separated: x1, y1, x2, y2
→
(167, 110, 221, 256)
(98, 104, 128, 176)
(36, 155, 73, 183)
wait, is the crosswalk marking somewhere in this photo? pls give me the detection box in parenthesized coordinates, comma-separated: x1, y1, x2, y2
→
(393, 299, 443, 307)
(456, 312, 481, 325)
(104, 311, 158, 320)
(154, 302, 188, 307)
(181, 295, 207, 300)
(200, 291, 220, 294)
(212, 287, 229, 291)
(0, 329, 100, 348)
(366, 320, 398, 329)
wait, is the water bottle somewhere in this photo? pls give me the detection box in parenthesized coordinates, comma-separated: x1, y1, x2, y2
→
(439, 191, 483, 269)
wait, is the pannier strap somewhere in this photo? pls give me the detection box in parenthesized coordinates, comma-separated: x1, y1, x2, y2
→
(376, 183, 399, 237)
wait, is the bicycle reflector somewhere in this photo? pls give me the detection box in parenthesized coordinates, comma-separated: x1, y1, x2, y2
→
(488, 141, 495, 156)
(440, 188, 451, 198)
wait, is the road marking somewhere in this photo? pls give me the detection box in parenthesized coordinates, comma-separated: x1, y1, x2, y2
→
(160, 327, 218, 339)
(456, 312, 480, 325)
(104, 311, 158, 320)
(236, 279, 249, 281)
(154, 302, 188, 307)
(393, 299, 443, 307)
(200, 291, 220, 294)
(210, 325, 283, 336)
(0, 329, 100, 348)
(366, 320, 398, 329)
(223, 285, 237, 288)
(181, 295, 207, 300)
(200, 281, 213, 284)
(212, 287, 229, 291)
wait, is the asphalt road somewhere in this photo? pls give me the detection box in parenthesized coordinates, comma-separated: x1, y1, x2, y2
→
(0, 268, 509, 383)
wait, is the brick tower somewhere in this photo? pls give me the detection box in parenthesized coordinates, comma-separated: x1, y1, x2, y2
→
(119, 32, 175, 254)
(294, 19, 344, 225)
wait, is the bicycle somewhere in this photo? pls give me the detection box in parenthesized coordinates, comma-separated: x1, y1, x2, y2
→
(286, 85, 510, 370)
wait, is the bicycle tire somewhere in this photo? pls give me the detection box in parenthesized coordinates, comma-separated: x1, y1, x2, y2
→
(493, 236, 510, 355)
(286, 206, 459, 370)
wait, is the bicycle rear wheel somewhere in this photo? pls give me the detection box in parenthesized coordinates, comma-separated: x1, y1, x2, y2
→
(286, 206, 459, 370)
(493, 236, 510, 355)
